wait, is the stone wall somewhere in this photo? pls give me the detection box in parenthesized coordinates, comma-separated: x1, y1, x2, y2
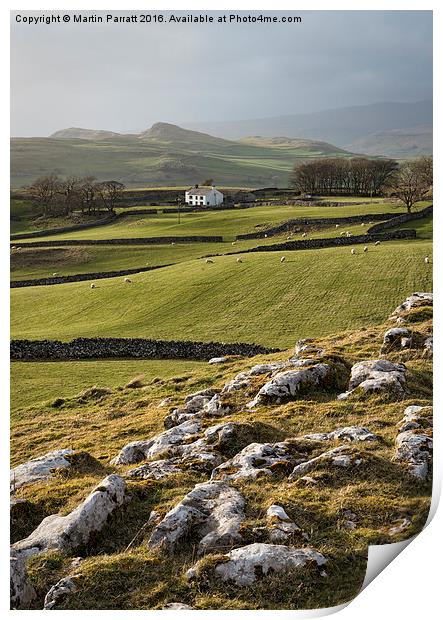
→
(10, 338, 279, 361)
(10, 214, 118, 241)
(366, 205, 433, 234)
(236, 212, 401, 240)
(12, 235, 224, 248)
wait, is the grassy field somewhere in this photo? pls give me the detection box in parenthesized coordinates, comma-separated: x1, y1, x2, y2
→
(10, 359, 207, 413)
(11, 240, 432, 347)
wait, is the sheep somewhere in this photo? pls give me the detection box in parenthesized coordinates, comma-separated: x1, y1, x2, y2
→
(90, 283, 96, 289)
(425, 256, 430, 264)
(335, 224, 340, 228)
(52, 273, 59, 277)
(205, 258, 214, 264)
(236, 258, 243, 263)
(280, 256, 286, 263)
(361, 222, 365, 226)
(171, 242, 175, 246)
(375, 241, 381, 246)
(264, 234, 268, 238)
(364, 246, 368, 252)
(351, 249, 356, 255)
(301, 232, 307, 238)
(232, 242, 236, 246)
(340, 231, 346, 236)
(124, 277, 132, 283)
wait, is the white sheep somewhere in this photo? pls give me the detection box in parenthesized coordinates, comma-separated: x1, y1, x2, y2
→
(236, 257, 243, 263)
(364, 246, 368, 252)
(52, 272, 59, 277)
(264, 234, 268, 238)
(425, 256, 430, 264)
(205, 258, 214, 264)
(375, 241, 381, 246)
(301, 232, 307, 238)
(351, 248, 356, 255)
(335, 224, 340, 228)
(171, 242, 175, 246)
(280, 256, 286, 263)
(90, 283, 96, 289)
(232, 241, 236, 246)
(361, 223, 365, 226)
(340, 231, 346, 236)
(124, 277, 132, 283)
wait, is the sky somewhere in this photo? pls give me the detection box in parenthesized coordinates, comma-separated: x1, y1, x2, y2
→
(10, 10, 432, 136)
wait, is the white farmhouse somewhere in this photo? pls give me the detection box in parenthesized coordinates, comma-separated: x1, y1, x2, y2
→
(185, 185, 224, 207)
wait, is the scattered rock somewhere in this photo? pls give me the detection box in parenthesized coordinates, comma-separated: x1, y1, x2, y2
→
(381, 327, 410, 351)
(423, 335, 433, 356)
(111, 420, 201, 465)
(398, 405, 432, 433)
(212, 442, 295, 481)
(394, 431, 432, 480)
(127, 459, 182, 480)
(158, 397, 174, 408)
(10, 549, 36, 608)
(294, 339, 325, 357)
(338, 359, 406, 399)
(44, 577, 77, 610)
(10, 449, 75, 492)
(148, 480, 245, 555)
(202, 393, 231, 417)
(266, 505, 304, 542)
(186, 543, 327, 586)
(289, 446, 362, 481)
(388, 517, 412, 537)
(208, 357, 229, 364)
(13, 475, 127, 558)
(163, 603, 195, 609)
(301, 426, 379, 442)
(392, 292, 433, 316)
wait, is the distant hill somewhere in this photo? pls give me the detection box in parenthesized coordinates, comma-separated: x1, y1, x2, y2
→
(183, 101, 432, 158)
(345, 125, 432, 159)
(11, 123, 356, 188)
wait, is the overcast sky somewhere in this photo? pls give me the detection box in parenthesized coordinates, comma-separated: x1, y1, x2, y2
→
(10, 10, 432, 136)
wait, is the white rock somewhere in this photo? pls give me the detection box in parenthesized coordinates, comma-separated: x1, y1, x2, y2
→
(392, 292, 433, 315)
(338, 359, 406, 398)
(398, 405, 432, 432)
(163, 603, 195, 609)
(208, 357, 229, 364)
(111, 420, 201, 465)
(148, 480, 245, 555)
(289, 446, 361, 480)
(202, 393, 231, 417)
(266, 505, 302, 542)
(44, 577, 77, 609)
(13, 475, 127, 558)
(382, 327, 410, 346)
(10, 549, 36, 608)
(302, 426, 379, 442)
(187, 543, 327, 586)
(212, 442, 294, 481)
(247, 363, 333, 407)
(10, 449, 75, 492)
(127, 459, 182, 480)
(424, 335, 433, 354)
(388, 518, 412, 536)
(294, 339, 325, 357)
(394, 431, 433, 480)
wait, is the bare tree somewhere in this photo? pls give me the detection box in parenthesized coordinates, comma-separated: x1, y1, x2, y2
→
(59, 176, 82, 215)
(95, 180, 125, 213)
(27, 174, 60, 216)
(387, 160, 432, 212)
(79, 176, 98, 214)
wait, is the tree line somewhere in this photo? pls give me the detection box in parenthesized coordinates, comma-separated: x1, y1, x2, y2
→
(289, 156, 433, 212)
(27, 174, 126, 217)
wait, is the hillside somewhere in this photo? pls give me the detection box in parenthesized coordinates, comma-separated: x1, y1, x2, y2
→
(184, 101, 432, 158)
(11, 123, 356, 189)
(345, 125, 432, 159)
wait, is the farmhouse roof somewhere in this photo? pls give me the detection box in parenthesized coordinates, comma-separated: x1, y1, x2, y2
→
(186, 186, 220, 196)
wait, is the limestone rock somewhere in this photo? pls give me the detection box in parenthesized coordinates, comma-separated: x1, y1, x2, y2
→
(247, 363, 335, 407)
(163, 603, 195, 609)
(289, 446, 362, 481)
(186, 543, 327, 586)
(148, 480, 245, 555)
(203, 394, 231, 417)
(294, 339, 325, 357)
(111, 420, 201, 465)
(266, 505, 303, 542)
(382, 327, 410, 350)
(423, 335, 433, 356)
(398, 405, 432, 433)
(394, 431, 433, 480)
(302, 426, 379, 442)
(44, 577, 77, 610)
(388, 517, 412, 536)
(338, 359, 406, 399)
(13, 475, 127, 558)
(127, 459, 182, 480)
(10, 549, 36, 609)
(208, 357, 229, 364)
(10, 449, 75, 493)
(212, 442, 295, 481)
(392, 292, 433, 315)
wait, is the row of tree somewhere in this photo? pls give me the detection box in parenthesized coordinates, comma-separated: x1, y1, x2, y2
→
(27, 174, 125, 217)
(289, 156, 433, 211)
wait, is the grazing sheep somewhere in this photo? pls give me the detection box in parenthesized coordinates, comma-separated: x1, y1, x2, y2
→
(375, 241, 381, 246)
(232, 242, 236, 246)
(124, 277, 132, 283)
(264, 234, 268, 238)
(340, 231, 346, 236)
(425, 256, 430, 264)
(335, 224, 340, 228)
(205, 258, 214, 264)
(236, 258, 243, 263)
(146, 262, 150, 265)
(361, 223, 365, 226)
(171, 242, 175, 246)
(52, 273, 59, 277)
(280, 256, 286, 263)
(351, 249, 356, 255)
(90, 283, 96, 289)
(301, 232, 307, 238)
(364, 246, 368, 252)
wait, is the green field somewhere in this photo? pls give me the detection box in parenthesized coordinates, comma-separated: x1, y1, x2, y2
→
(11, 240, 432, 347)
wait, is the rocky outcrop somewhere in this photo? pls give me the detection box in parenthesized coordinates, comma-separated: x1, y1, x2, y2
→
(338, 359, 406, 399)
(13, 475, 127, 558)
(212, 442, 296, 481)
(398, 405, 432, 433)
(381, 327, 411, 351)
(148, 481, 245, 555)
(301, 426, 379, 442)
(186, 543, 327, 586)
(289, 446, 362, 481)
(391, 292, 433, 316)
(44, 577, 78, 610)
(10, 449, 75, 492)
(10, 549, 36, 608)
(394, 431, 432, 480)
(266, 505, 304, 542)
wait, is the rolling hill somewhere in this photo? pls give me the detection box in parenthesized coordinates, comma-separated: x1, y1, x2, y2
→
(11, 122, 355, 189)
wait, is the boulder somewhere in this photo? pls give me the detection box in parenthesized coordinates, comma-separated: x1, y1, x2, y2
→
(111, 420, 201, 465)
(186, 543, 327, 586)
(289, 446, 362, 481)
(394, 431, 433, 480)
(148, 480, 245, 555)
(392, 292, 433, 315)
(163, 603, 195, 610)
(44, 577, 77, 610)
(10, 449, 75, 492)
(10, 549, 36, 609)
(382, 327, 410, 350)
(208, 357, 229, 364)
(302, 426, 379, 442)
(211, 442, 295, 481)
(247, 363, 335, 407)
(398, 405, 432, 433)
(202, 394, 231, 417)
(423, 335, 433, 356)
(266, 505, 303, 542)
(338, 359, 406, 399)
(127, 459, 182, 480)
(13, 475, 127, 558)
(294, 339, 325, 357)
